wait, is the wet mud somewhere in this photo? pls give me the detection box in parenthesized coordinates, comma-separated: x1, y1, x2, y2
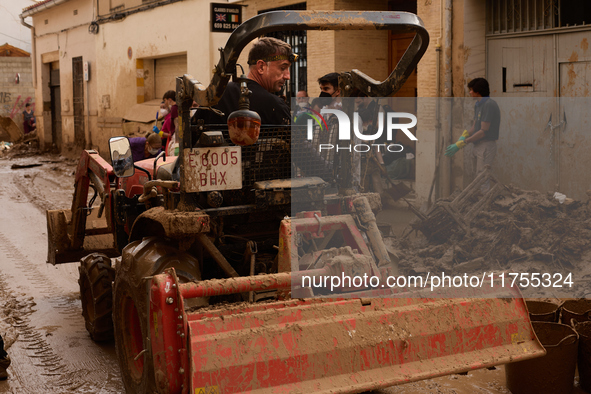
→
(1, 145, 588, 393)
(0, 149, 123, 393)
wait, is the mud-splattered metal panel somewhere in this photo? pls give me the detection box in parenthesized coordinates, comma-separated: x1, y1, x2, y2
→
(184, 292, 544, 393)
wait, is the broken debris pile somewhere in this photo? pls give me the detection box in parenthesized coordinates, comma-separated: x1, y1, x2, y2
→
(393, 185, 591, 282)
(0, 135, 39, 159)
(411, 166, 501, 243)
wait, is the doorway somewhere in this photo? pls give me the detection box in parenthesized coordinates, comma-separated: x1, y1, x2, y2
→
(50, 63, 62, 152)
(72, 57, 85, 149)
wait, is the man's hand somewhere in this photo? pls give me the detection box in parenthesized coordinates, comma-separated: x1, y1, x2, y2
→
(446, 130, 470, 157)
(445, 140, 466, 157)
(458, 129, 470, 142)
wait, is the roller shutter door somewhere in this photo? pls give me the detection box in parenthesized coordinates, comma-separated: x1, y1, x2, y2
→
(155, 55, 187, 100)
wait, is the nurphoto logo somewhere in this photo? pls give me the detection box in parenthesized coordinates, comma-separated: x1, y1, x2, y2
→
(307, 109, 418, 152)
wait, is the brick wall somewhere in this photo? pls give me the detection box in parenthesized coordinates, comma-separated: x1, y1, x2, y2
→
(417, 0, 440, 98)
(333, 0, 389, 89)
(414, 0, 441, 202)
(0, 57, 35, 133)
(239, 0, 389, 96)
(241, 0, 335, 95)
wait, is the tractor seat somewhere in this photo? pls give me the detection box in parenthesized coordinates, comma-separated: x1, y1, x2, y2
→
(156, 157, 179, 181)
(253, 177, 326, 190)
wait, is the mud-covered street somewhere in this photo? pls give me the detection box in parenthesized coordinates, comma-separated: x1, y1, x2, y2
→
(0, 147, 588, 394)
(0, 149, 123, 393)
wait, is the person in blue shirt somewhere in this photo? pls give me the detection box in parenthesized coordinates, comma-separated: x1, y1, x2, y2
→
(445, 78, 500, 191)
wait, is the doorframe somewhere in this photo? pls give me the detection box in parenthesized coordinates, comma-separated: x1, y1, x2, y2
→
(72, 56, 86, 149)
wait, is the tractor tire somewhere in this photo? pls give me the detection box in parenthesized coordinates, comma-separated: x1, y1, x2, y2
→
(113, 237, 205, 394)
(78, 253, 116, 342)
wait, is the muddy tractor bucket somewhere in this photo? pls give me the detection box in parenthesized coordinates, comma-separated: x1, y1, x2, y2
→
(46, 208, 118, 265)
(148, 269, 544, 394)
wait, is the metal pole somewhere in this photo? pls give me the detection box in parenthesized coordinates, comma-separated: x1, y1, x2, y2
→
(179, 268, 330, 299)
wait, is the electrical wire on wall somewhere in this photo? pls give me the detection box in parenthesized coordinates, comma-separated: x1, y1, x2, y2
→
(93, 0, 185, 26)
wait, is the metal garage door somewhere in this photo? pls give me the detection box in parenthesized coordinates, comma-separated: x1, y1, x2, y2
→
(485, 0, 591, 199)
(155, 55, 187, 100)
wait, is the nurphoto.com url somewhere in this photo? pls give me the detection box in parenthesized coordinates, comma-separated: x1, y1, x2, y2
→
(300, 271, 574, 292)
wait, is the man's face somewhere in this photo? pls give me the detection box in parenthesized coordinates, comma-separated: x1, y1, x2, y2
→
(319, 82, 339, 97)
(261, 60, 291, 93)
(296, 91, 309, 106)
(469, 88, 481, 99)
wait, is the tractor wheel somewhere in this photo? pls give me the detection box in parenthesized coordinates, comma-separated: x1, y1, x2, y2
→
(78, 253, 116, 342)
(113, 237, 205, 394)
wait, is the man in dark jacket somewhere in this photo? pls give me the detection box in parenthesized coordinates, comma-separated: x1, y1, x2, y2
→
(207, 37, 293, 125)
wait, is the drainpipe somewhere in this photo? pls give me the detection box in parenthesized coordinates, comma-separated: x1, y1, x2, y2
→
(434, 0, 444, 202)
(19, 16, 36, 89)
(442, 0, 453, 197)
(19, 0, 72, 85)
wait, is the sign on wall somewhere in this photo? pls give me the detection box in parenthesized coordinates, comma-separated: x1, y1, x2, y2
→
(211, 3, 242, 33)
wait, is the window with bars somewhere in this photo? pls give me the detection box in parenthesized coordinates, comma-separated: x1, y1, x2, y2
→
(258, 3, 307, 104)
(486, 0, 591, 35)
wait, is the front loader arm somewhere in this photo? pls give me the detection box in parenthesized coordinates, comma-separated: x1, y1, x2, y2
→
(183, 11, 429, 105)
(70, 150, 114, 249)
(47, 150, 118, 264)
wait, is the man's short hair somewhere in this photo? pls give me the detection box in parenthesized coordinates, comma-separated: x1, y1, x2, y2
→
(468, 78, 490, 97)
(25, 103, 31, 108)
(318, 73, 339, 89)
(248, 37, 292, 66)
(163, 90, 176, 101)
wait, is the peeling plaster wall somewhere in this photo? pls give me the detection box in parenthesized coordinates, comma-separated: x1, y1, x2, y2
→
(31, 0, 228, 157)
(94, 0, 227, 156)
(32, 0, 95, 155)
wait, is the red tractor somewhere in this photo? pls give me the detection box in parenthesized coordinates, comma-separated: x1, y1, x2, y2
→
(46, 11, 543, 394)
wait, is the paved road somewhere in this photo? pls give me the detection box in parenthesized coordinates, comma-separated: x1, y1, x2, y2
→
(0, 153, 123, 393)
(0, 151, 586, 394)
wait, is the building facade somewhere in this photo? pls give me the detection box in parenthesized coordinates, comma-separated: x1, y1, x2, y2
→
(21, 0, 591, 201)
(21, 0, 230, 157)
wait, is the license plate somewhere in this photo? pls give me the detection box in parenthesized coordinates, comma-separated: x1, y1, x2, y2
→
(183, 147, 242, 192)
